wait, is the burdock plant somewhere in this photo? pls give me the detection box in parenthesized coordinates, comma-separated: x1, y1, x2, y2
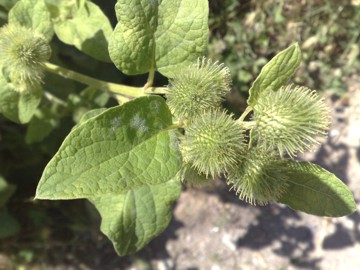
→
(166, 57, 232, 121)
(0, 0, 355, 256)
(252, 84, 330, 157)
(0, 24, 51, 91)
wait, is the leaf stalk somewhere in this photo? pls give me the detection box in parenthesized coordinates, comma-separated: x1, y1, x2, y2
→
(44, 63, 168, 99)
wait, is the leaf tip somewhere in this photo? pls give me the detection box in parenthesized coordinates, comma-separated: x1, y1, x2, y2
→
(34, 183, 47, 200)
(34, 190, 42, 200)
(293, 42, 302, 57)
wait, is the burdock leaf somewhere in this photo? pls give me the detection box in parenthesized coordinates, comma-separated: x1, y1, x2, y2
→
(278, 161, 356, 217)
(36, 96, 182, 199)
(109, 0, 208, 76)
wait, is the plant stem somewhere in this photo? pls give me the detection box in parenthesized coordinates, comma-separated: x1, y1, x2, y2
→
(145, 87, 168, 95)
(237, 106, 253, 122)
(43, 91, 67, 107)
(241, 121, 257, 130)
(144, 68, 155, 89)
(166, 121, 185, 130)
(115, 94, 131, 104)
(44, 63, 143, 97)
(43, 63, 168, 98)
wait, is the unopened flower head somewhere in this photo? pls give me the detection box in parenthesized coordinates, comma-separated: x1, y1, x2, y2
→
(177, 163, 214, 187)
(166, 57, 232, 121)
(180, 110, 245, 178)
(252, 84, 330, 157)
(0, 24, 51, 91)
(226, 147, 288, 206)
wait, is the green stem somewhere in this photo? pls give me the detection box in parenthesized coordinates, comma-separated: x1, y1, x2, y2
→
(242, 121, 256, 130)
(115, 94, 131, 104)
(237, 106, 253, 122)
(43, 63, 168, 98)
(43, 91, 67, 106)
(166, 121, 185, 130)
(144, 87, 168, 95)
(144, 68, 155, 89)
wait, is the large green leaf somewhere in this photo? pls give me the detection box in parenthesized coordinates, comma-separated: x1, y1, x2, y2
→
(0, 79, 43, 124)
(90, 177, 181, 256)
(278, 161, 356, 217)
(247, 43, 301, 106)
(77, 107, 107, 125)
(109, 0, 208, 76)
(51, 1, 113, 62)
(36, 96, 182, 199)
(8, 0, 54, 41)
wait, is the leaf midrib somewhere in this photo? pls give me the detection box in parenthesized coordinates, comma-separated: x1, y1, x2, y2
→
(286, 177, 347, 202)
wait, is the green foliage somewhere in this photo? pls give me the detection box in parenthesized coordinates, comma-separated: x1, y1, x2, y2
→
(208, 0, 360, 95)
(0, 77, 42, 123)
(25, 108, 59, 143)
(247, 43, 301, 106)
(0, 208, 21, 238)
(0, 0, 17, 11)
(0, 0, 357, 259)
(0, 176, 16, 208)
(9, 0, 54, 40)
(90, 178, 181, 255)
(278, 161, 356, 217)
(109, 0, 209, 76)
(0, 176, 20, 239)
(36, 96, 182, 199)
(49, 1, 113, 62)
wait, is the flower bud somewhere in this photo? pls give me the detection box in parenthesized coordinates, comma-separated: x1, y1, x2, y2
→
(226, 148, 288, 205)
(166, 57, 232, 121)
(180, 110, 245, 178)
(252, 84, 330, 157)
(177, 164, 214, 187)
(0, 24, 51, 91)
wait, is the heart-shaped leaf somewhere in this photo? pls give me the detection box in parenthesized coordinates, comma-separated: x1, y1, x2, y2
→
(109, 0, 209, 77)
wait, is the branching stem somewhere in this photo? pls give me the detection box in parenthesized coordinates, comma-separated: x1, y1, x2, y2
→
(237, 106, 253, 122)
(43, 63, 168, 99)
(241, 121, 257, 130)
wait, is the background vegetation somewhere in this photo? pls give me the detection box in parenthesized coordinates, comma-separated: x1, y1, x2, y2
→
(0, 0, 359, 268)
